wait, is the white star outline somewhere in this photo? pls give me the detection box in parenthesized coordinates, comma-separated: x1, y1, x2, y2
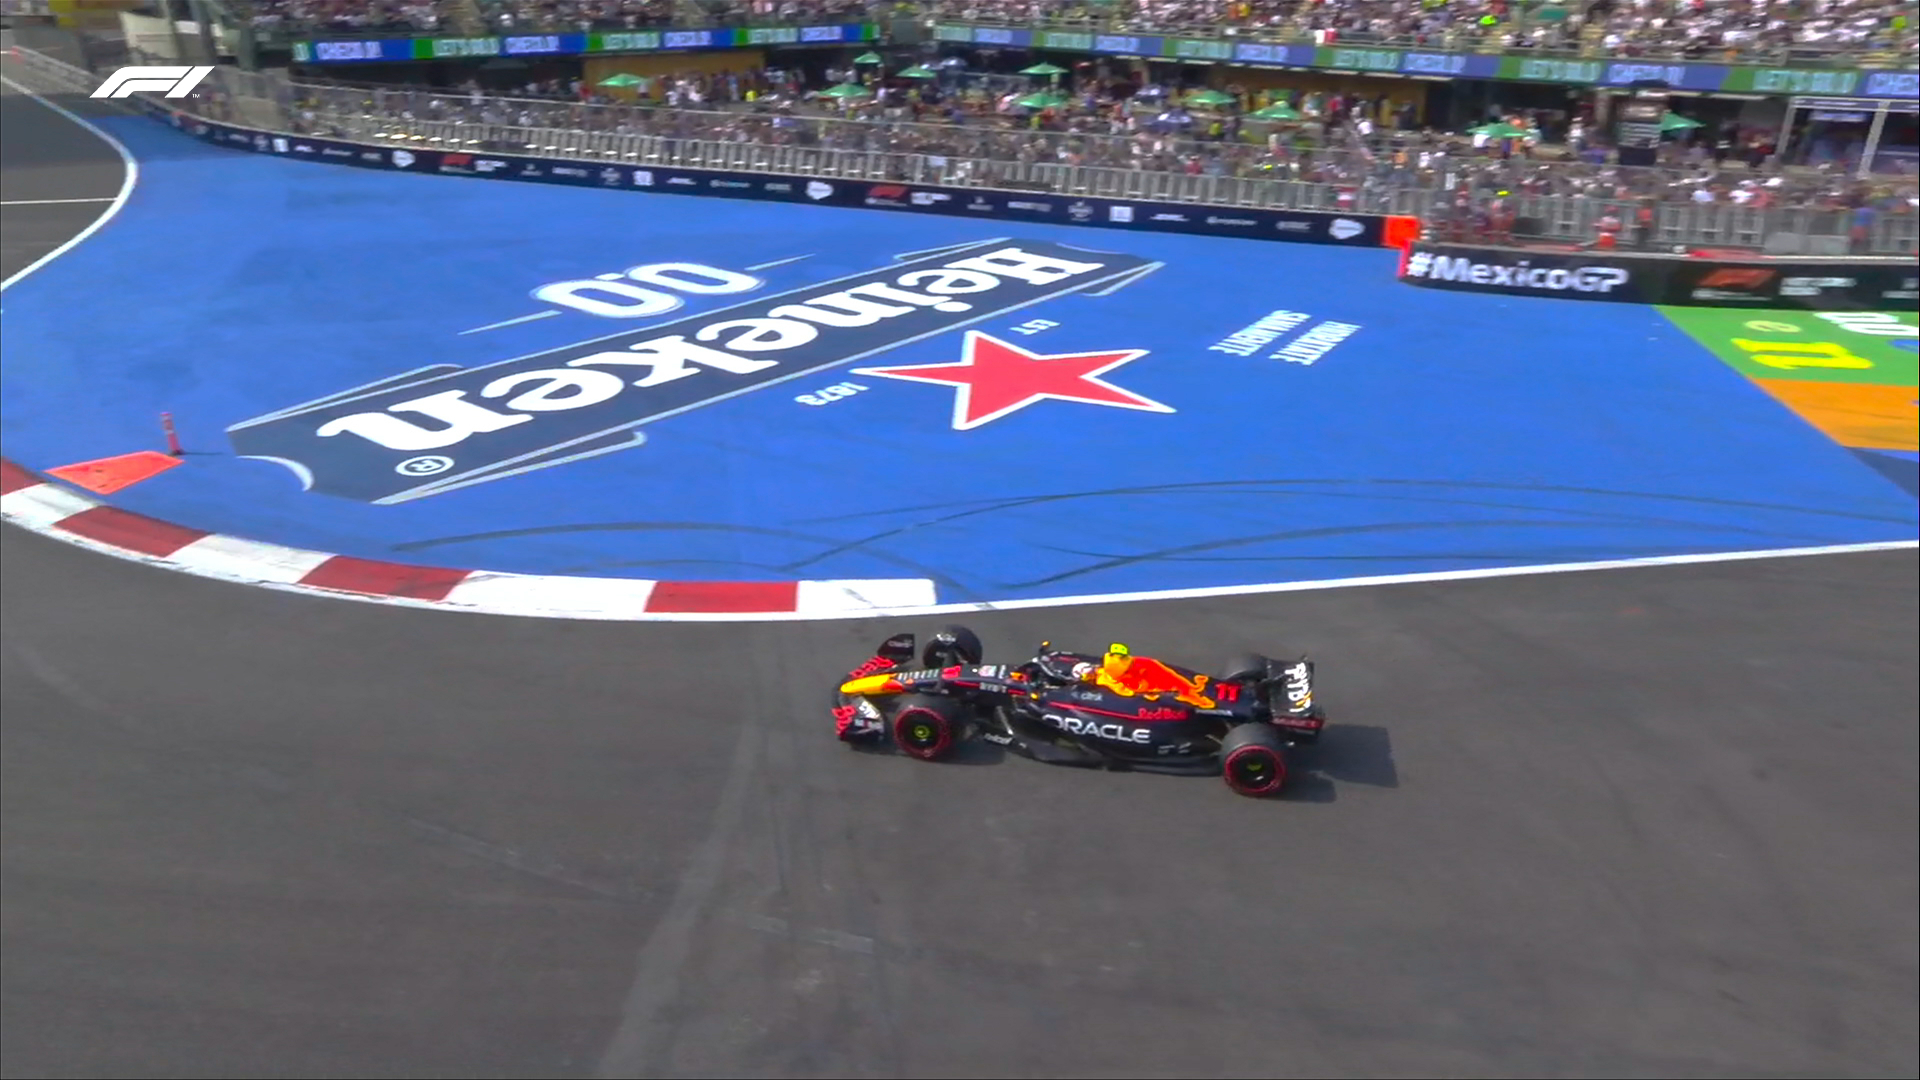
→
(850, 330, 1177, 432)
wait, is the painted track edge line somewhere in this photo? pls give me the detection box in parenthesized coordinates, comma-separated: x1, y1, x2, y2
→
(911, 538, 1920, 616)
(0, 464, 935, 619)
(0, 74, 139, 293)
(4, 463, 1912, 621)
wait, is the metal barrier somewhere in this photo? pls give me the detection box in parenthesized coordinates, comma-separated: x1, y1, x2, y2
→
(314, 103, 1918, 253)
(4, 41, 94, 93)
(277, 77, 1394, 172)
(1423, 192, 1910, 255)
(107, 56, 1915, 193)
(273, 78, 1920, 202)
(4, 45, 1913, 256)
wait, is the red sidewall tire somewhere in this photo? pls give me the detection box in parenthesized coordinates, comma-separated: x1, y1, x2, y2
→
(1222, 744, 1287, 797)
(893, 706, 956, 761)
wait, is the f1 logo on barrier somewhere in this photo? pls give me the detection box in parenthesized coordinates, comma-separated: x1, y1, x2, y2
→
(92, 66, 215, 99)
(1696, 268, 1776, 290)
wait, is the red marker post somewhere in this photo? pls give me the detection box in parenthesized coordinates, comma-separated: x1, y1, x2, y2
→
(161, 412, 183, 456)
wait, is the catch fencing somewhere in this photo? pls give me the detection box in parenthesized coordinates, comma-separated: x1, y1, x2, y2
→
(6, 44, 1915, 255)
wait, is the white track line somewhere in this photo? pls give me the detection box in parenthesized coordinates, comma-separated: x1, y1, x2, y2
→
(458, 309, 560, 335)
(5, 494, 1912, 620)
(744, 254, 813, 271)
(901, 539, 1920, 617)
(1, 196, 119, 205)
(0, 76, 138, 292)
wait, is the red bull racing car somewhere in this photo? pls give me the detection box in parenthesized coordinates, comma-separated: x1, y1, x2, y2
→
(832, 626, 1326, 798)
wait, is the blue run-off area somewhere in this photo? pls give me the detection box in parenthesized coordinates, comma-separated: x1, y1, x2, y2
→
(2, 114, 1914, 603)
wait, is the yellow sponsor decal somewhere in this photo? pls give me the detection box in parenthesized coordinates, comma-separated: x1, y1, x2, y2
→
(838, 673, 902, 695)
(1732, 339, 1874, 371)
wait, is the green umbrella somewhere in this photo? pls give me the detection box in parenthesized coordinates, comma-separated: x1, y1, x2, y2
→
(819, 83, 874, 99)
(1248, 102, 1301, 121)
(853, 51, 884, 65)
(1019, 62, 1070, 76)
(1186, 89, 1237, 107)
(898, 64, 940, 79)
(1015, 91, 1070, 109)
(1660, 111, 1704, 132)
(1470, 121, 1531, 139)
(596, 73, 645, 88)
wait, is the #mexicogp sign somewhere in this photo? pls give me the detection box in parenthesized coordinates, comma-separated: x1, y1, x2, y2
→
(1400, 242, 1920, 311)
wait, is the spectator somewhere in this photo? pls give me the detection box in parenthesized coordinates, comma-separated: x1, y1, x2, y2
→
(239, 0, 886, 35)
(243, 0, 441, 34)
(276, 62, 1916, 221)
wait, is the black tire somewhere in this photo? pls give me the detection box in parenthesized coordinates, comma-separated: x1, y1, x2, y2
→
(1219, 652, 1273, 684)
(921, 624, 984, 668)
(891, 694, 965, 761)
(1219, 722, 1288, 797)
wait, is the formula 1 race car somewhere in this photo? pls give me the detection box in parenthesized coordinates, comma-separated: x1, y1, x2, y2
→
(831, 626, 1326, 798)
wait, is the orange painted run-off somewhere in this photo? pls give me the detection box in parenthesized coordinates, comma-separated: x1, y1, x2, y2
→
(46, 451, 184, 495)
(1381, 215, 1422, 250)
(1751, 378, 1920, 452)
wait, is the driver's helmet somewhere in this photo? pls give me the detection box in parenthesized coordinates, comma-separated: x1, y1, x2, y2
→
(1102, 643, 1133, 679)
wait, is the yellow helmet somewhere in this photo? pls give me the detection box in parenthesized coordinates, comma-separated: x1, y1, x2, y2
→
(1103, 643, 1132, 674)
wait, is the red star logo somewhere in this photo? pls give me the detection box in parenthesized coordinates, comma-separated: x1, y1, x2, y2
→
(852, 331, 1173, 431)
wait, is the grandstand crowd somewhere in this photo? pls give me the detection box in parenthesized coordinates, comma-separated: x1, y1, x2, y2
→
(199, 0, 1920, 240)
(246, 0, 444, 34)
(935, 0, 1918, 59)
(239, 0, 1919, 59)
(243, 0, 893, 34)
(275, 70, 1915, 221)
(476, 1, 879, 33)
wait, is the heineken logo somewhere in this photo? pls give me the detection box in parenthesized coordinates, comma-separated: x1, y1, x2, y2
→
(228, 240, 1156, 504)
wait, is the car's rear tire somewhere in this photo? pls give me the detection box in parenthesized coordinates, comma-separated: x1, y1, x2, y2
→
(892, 695, 964, 761)
(922, 624, 984, 668)
(1219, 722, 1288, 797)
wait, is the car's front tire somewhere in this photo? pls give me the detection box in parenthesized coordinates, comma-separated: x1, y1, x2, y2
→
(891, 694, 965, 761)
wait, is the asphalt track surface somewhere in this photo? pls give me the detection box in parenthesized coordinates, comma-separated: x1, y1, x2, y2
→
(3, 83, 1917, 1080)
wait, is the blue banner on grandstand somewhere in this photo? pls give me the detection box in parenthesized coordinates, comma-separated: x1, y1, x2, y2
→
(933, 24, 1034, 48)
(1228, 42, 1315, 66)
(292, 39, 412, 63)
(291, 23, 876, 64)
(1598, 61, 1730, 90)
(1862, 71, 1920, 99)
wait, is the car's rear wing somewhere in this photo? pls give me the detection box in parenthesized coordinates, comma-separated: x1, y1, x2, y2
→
(1259, 656, 1324, 743)
(838, 632, 917, 683)
(877, 632, 916, 664)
